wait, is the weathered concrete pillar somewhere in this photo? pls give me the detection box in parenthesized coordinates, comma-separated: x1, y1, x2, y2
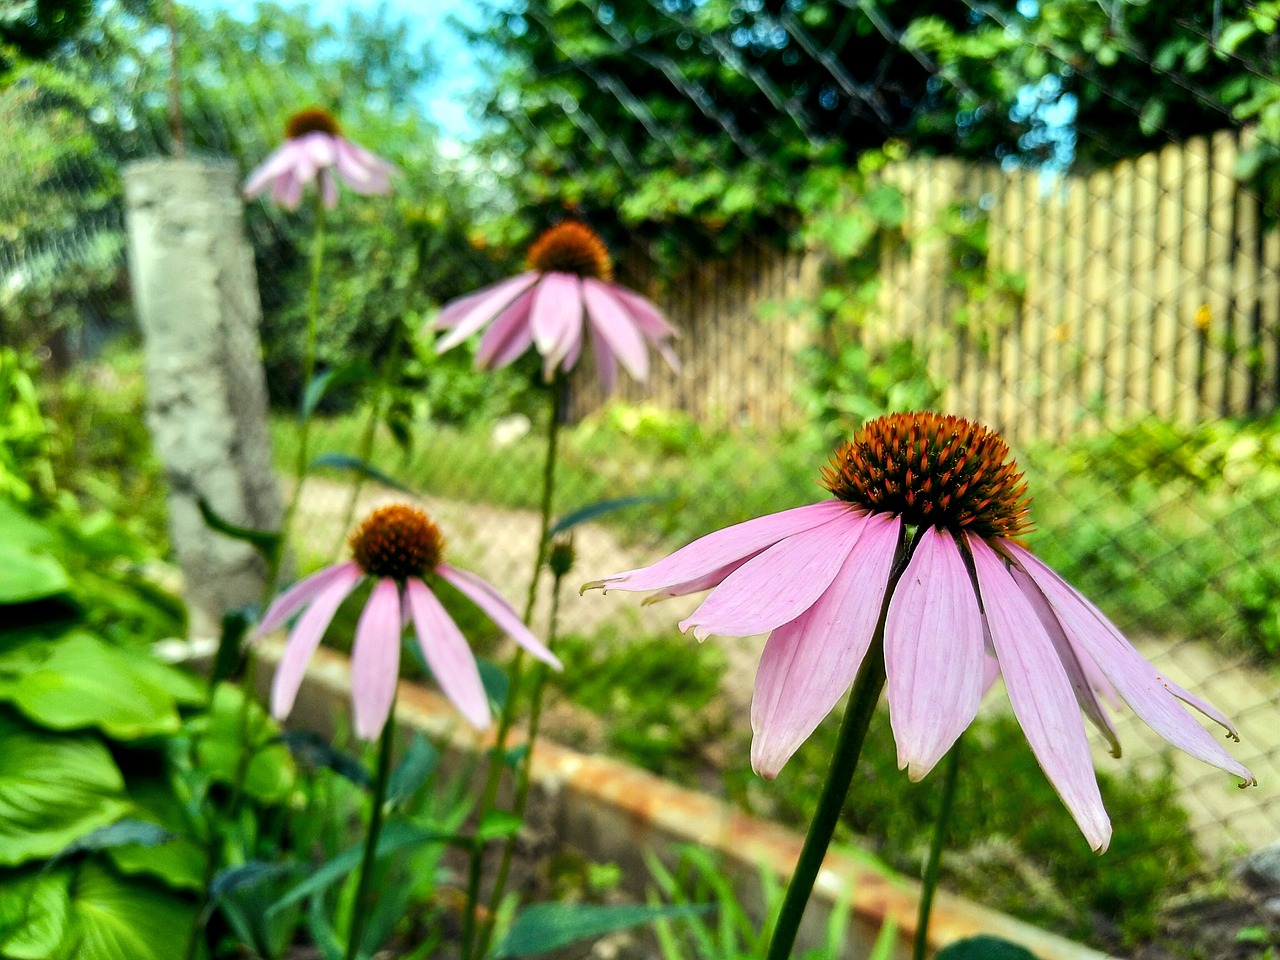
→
(123, 158, 282, 637)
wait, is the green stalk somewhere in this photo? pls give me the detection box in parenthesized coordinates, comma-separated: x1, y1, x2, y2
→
(473, 562, 567, 960)
(345, 716, 397, 960)
(763, 526, 918, 960)
(913, 735, 963, 960)
(461, 376, 565, 960)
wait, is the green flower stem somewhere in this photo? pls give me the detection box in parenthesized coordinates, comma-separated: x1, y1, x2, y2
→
(462, 375, 565, 960)
(763, 526, 918, 960)
(913, 734, 963, 960)
(345, 715, 397, 960)
(473, 563, 567, 960)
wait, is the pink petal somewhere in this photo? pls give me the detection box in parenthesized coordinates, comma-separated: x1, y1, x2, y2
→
(560, 319, 584, 374)
(750, 513, 900, 778)
(435, 274, 540, 353)
(437, 565, 561, 669)
(1009, 545, 1254, 784)
(585, 499, 854, 594)
(640, 557, 756, 604)
(298, 131, 337, 168)
(530, 273, 583, 370)
(884, 526, 985, 780)
(319, 168, 338, 210)
(243, 142, 300, 198)
(271, 565, 363, 720)
(435, 288, 490, 330)
(1164, 678, 1241, 741)
(272, 170, 303, 210)
(971, 537, 1112, 852)
(406, 578, 490, 729)
(679, 512, 869, 640)
(476, 289, 537, 369)
(608, 285, 679, 340)
(258, 562, 362, 637)
(590, 325, 617, 394)
(1009, 561, 1122, 757)
(350, 578, 403, 740)
(583, 279, 649, 382)
(334, 137, 395, 194)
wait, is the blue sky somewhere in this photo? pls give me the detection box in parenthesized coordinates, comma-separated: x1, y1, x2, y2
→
(189, 0, 489, 139)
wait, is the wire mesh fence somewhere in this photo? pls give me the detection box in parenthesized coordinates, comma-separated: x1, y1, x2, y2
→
(4, 0, 1279, 871)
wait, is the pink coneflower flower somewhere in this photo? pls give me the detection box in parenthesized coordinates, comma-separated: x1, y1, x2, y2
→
(432, 220, 680, 393)
(243, 107, 394, 211)
(258, 504, 560, 739)
(585, 412, 1254, 851)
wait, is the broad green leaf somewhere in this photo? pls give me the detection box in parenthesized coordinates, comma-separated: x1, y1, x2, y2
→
(196, 496, 282, 565)
(476, 657, 510, 712)
(270, 821, 453, 914)
(277, 730, 371, 787)
(0, 867, 71, 959)
(935, 935, 1039, 960)
(548, 495, 670, 536)
(0, 714, 129, 867)
(0, 548, 71, 604)
(57, 863, 194, 960)
(300, 360, 376, 421)
(492, 902, 712, 958)
(476, 810, 523, 842)
(104, 777, 206, 892)
(62, 819, 172, 854)
(211, 861, 302, 898)
(195, 685, 296, 804)
(309, 452, 414, 494)
(386, 734, 439, 807)
(0, 633, 181, 739)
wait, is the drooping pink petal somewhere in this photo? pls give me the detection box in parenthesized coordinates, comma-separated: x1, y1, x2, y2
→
(971, 537, 1112, 852)
(244, 142, 301, 198)
(298, 131, 338, 169)
(1009, 544, 1254, 784)
(560, 319, 584, 374)
(640, 557, 756, 604)
(434, 287, 490, 330)
(981, 651, 1002, 695)
(333, 138, 394, 194)
(271, 565, 363, 720)
(435, 273, 540, 353)
(750, 513, 900, 778)
(584, 499, 854, 595)
(884, 526, 985, 781)
(405, 578, 490, 729)
(475, 289, 537, 369)
(318, 168, 338, 210)
(530, 273, 583, 373)
(258, 562, 362, 637)
(1009, 562, 1122, 757)
(583, 279, 649, 382)
(350, 578, 403, 740)
(1163, 679, 1241, 741)
(679, 512, 869, 640)
(437, 565, 561, 669)
(272, 170, 304, 210)
(608, 285, 679, 340)
(590, 324, 617, 394)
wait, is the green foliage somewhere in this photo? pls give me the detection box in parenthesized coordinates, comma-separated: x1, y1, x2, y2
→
(0, 347, 56, 503)
(731, 712, 1203, 948)
(493, 901, 713, 958)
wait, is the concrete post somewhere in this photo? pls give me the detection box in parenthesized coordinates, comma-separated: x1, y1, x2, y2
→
(123, 158, 282, 637)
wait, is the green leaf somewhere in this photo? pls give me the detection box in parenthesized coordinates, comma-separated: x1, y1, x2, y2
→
(300, 360, 376, 421)
(57, 863, 195, 960)
(935, 936, 1039, 960)
(0, 713, 129, 867)
(211, 861, 302, 898)
(0, 549, 71, 604)
(103, 777, 206, 893)
(548, 495, 670, 536)
(196, 496, 282, 565)
(492, 903, 713, 958)
(195, 685, 296, 804)
(477, 657, 510, 712)
(386, 734, 438, 807)
(62, 819, 172, 854)
(210, 607, 253, 689)
(0, 867, 71, 959)
(276, 730, 371, 787)
(0, 633, 181, 740)
(476, 810, 523, 842)
(309, 453, 414, 494)
(270, 821, 453, 914)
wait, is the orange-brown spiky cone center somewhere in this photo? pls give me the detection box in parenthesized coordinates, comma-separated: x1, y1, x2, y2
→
(349, 504, 444, 581)
(527, 221, 614, 281)
(285, 107, 341, 139)
(821, 412, 1033, 540)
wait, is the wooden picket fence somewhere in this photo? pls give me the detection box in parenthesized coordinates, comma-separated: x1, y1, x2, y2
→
(572, 128, 1280, 445)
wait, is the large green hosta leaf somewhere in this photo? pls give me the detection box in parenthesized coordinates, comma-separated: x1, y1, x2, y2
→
(0, 633, 181, 740)
(195, 685, 295, 804)
(0, 714, 129, 867)
(0, 868, 71, 959)
(0, 500, 70, 605)
(56, 863, 194, 960)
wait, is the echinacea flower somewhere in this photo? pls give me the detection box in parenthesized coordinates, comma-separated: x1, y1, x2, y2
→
(585, 412, 1253, 851)
(257, 504, 560, 738)
(432, 220, 680, 393)
(243, 107, 394, 211)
